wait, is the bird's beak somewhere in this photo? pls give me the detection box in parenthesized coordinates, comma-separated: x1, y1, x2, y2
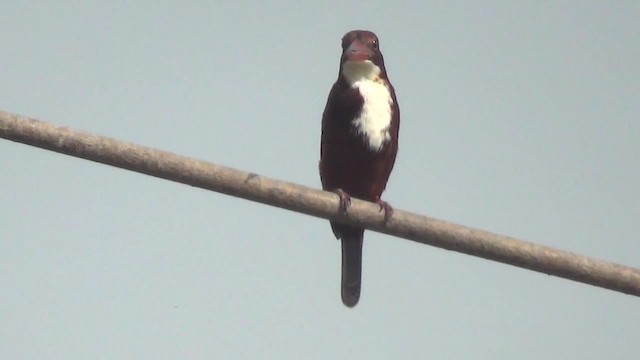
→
(344, 39, 372, 61)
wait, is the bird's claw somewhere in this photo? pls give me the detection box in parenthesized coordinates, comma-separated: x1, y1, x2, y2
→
(333, 189, 351, 213)
(375, 199, 394, 222)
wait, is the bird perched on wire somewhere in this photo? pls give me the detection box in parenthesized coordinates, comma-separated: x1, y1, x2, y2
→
(319, 30, 400, 307)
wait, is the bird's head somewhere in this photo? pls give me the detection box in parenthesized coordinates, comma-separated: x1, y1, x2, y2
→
(339, 30, 387, 84)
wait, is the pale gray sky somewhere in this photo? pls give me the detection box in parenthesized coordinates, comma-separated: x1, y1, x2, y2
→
(1, 1, 639, 359)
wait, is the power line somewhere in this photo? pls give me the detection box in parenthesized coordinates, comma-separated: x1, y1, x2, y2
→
(2, 110, 640, 297)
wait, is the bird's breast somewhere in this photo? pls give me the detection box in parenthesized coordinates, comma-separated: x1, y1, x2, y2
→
(350, 79, 393, 152)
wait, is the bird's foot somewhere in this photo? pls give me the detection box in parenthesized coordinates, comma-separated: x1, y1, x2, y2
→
(375, 198, 394, 221)
(333, 189, 351, 214)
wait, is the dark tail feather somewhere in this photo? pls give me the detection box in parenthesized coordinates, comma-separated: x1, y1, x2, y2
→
(340, 229, 364, 307)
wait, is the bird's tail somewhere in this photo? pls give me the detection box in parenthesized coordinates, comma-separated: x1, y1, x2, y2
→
(339, 227, 364, 307)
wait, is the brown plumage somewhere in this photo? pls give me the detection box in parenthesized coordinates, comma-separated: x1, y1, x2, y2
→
(319, 30, 400, 307)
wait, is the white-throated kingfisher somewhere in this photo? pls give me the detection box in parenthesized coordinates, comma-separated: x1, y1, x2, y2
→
(320, 30, 400, 307)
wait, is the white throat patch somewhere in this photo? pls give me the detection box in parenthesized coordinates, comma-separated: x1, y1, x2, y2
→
(341, 60, 393, 151)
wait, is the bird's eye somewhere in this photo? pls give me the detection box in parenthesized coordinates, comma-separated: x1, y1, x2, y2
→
(371, 39, 379, 50)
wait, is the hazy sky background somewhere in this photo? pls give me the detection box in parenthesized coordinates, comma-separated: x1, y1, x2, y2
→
(1, 1, 639, 359)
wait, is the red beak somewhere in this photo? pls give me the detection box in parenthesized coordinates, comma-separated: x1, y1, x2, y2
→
(344, 39, 372, 61)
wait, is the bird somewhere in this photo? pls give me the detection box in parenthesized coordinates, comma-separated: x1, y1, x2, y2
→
(319, 30, 400, 307)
